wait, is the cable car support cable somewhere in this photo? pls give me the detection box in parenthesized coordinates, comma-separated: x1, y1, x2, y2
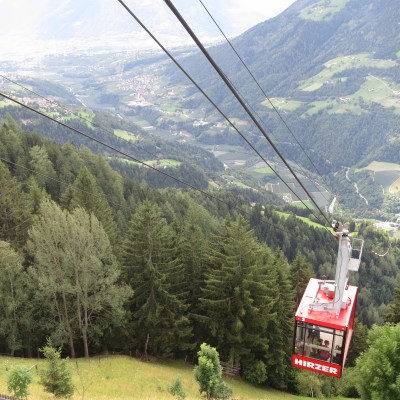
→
(163, 0, 332, 228)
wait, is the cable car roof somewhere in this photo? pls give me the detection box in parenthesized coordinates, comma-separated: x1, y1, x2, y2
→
(295, 278, 358, 331)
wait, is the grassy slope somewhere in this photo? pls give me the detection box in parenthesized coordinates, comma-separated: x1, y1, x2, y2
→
(0, 355, 350, 400)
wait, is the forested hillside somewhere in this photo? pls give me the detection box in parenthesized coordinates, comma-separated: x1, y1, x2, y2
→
(0, 116, 399, 394)
(163, 0, 400, 173)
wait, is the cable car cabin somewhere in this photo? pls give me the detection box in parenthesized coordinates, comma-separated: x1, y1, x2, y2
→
(292, 222, 364, 378)
(292, 278, 358, 378)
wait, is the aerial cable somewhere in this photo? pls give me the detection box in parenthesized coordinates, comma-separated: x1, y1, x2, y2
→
(0, 74, 184, 172)
(1, 73, 312, 219)
(115, 0, 328, 226)
(163, 0, 331, 228)
(197, 0, 333, 200)
(0, 91, 228, 203)
(0, 93, 332, 240)
(0, 156, 126, 211)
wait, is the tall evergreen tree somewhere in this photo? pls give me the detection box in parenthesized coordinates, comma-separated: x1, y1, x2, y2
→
(264, 250, 295, 390)
(290, 253, 314, 307)
(200, 216, 272, 365)
(28, 145, 58, 197)
(0, 163, 32, 244)
(178, 206, 211, 347)
(384, 284, 400, 324)
(63, 166, 118, 250)
(0, 242, 28, 355)
(122, 201, 192, 358)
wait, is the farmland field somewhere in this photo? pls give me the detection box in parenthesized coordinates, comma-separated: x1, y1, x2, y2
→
(299, 53, 396, 92)
(114, 129, 138, 143)
(299, 0, 349, 21)
(362, 162, 400, 194)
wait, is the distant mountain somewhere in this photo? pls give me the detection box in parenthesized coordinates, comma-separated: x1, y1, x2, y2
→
(164, 0, 400, 172)
(1, 0, 399, 219)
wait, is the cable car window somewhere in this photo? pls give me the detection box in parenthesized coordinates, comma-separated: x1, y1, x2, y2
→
(293, 321, 345, 363)
(332, 331, 344, 364)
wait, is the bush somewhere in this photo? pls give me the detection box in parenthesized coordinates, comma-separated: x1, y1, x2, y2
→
(7, 366, 33, 398)
(168, 377, 186, 400)
(243, 360, 267, 384)
(194, 343, 232, 400)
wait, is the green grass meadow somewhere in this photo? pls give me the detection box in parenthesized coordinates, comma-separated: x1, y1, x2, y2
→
(299, 0, 349, 21)
(0, 355, 351, 400)
(114, 129, 138, 143)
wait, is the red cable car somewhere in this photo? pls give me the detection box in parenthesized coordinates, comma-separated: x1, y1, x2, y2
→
(292, 222, 364, 378)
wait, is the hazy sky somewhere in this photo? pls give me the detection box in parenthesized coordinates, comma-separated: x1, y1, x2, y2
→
(0, 0, 297, 59)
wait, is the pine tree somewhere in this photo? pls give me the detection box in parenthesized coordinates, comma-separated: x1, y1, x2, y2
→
(0, 242, 28, 355)
(290, 253, 313, 307)
(264, 250, 295, 390)
(200, 216, 271, 365)
(384, 285, 400, 324)
(65, 166, 118, 249)
(178, 206, 210, 347)
(122, 201, 192, 358)
(39, 339, 74, 398)
(0, 163, 32, 244)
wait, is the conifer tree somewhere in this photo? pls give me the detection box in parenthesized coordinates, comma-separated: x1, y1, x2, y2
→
(122, 201, 192, 357)
(64, 166, 118, 249)
(0, 163, 32, 244)
(290, 253, 313, 307)
(39, 339, 74, 398)
(200, 216, 271, 365)
(384, 285, 400, 324)
(178, 206, 211, 346)
(0, 242, 28, 355)
(264, 250, 295, 389)
(29, 145, 58, 196)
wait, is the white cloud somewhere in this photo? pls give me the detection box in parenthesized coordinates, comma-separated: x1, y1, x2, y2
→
(0, 0, 297, 59)
(227, 0, 296, 32)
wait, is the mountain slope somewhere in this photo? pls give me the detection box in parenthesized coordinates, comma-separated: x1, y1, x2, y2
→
(163, 0, 400, 173)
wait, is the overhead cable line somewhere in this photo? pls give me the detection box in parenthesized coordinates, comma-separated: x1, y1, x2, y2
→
(115, 0, 329, 227)
(0, 74, 185, 172)
(197, 0, 333, 200)
(0, 91, 230, 203)
(1, 71, 310, 216)
(0, 98, 325, 238)
(163, 0, 332, 228)
(0, 156, 126, 211)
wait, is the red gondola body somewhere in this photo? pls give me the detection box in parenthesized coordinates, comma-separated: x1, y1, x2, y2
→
(292, 222, 363, 378)
(292, 278, 358, 378)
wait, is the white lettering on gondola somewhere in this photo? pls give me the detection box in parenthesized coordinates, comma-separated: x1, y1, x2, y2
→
(294, 358, 338, 375)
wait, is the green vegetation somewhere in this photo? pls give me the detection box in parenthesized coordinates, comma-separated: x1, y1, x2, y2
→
(299, 0, 349, 21)
(251, 166, 274, 174)
(356, 324, 400, 399)
(261, 98, 303, 111)
(351, 75, 400, 114)
(39, 340, 74, 398)
(62, 110, 95, 128)
(0, 355, 352, 400)
(276, 211, 328, 230)
(194, 344, 232, 400)
(114, 129, 138, 142)
(161, 103, 181, 113)
(0, 118, 399, 398)
(362, 161, 400, 172)
(7, 366, 33, 398)
(299, 54, 396, 92)
(147, 158, 182, 167)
